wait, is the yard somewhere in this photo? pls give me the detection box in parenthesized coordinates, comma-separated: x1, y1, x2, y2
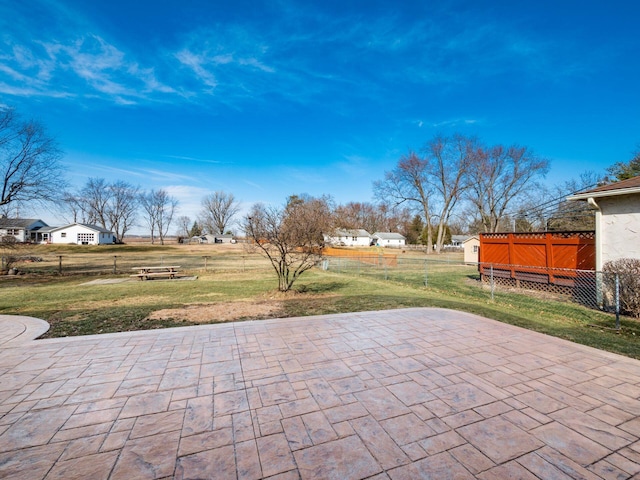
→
(1, 242, 639, 359)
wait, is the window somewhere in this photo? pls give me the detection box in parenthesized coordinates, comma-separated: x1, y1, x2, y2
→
(61, 232, 66, 238)
(352, 236, 357, 241)
(473, 245, 478, 253)
(6, 229, 19, 235)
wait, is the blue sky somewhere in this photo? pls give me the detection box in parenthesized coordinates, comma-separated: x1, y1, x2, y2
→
(1, 0, 639, 230)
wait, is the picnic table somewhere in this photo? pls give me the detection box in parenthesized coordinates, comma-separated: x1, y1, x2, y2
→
(130, 266, 181, 280)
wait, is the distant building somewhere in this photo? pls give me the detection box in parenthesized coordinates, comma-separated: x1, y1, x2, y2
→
(195, 234, 237, 244)
(49, 224, 115, 245)
(0, 218, 114, 245)
(324, 229, 372, 247)
(450, 235, 469, 248)
(0, 218, 49, 243)
(372, 232, 406, 248)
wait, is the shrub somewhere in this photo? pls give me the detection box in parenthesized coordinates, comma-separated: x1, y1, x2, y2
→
(603, 258, 640, 317)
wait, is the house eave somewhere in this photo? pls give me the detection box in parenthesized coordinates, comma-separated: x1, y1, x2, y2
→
(567, 186, 640, 202)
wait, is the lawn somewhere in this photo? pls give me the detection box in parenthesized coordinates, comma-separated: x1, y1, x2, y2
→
(1, 243, 639, 359)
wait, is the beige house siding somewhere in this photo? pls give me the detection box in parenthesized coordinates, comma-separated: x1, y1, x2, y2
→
(463, 236, 480, 264)
(598, 195, 640, 267)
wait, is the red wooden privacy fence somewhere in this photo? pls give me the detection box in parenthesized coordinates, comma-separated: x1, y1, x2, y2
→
(479, 231, 596, 286)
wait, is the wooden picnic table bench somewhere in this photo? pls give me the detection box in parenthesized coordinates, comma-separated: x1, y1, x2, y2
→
(130, 266, 181, 280)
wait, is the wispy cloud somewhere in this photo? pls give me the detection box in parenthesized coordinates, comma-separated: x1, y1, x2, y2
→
(162, 154, 222, 164)
(0, 0, 599, 110)
(335, 155, 370, 177)
(431, 118, 481, 128)
(243, 180, 264, 190)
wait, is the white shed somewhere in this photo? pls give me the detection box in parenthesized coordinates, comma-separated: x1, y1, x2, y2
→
(567, 176, 640, 270)
(50, 223, 115, 245)
(372, 232, 406, 247)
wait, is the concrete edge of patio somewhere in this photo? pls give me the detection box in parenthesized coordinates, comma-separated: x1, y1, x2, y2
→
(0, 314, 50, 346)
(1, 307, 637, 367)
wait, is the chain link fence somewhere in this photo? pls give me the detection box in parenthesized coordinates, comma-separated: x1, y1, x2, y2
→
(477, 263, 639, 329)
(321, 255, 636, 329)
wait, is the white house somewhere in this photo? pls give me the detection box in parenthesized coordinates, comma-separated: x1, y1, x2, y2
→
(324, 229, 372, 247)
(0, 218, 49, 243)
(567, 176, 640, 270)
(49, 223, 115, 245)
(463, 236, 480, 264)
(450, 235, 469, 248)
(372, 232, 406, 247)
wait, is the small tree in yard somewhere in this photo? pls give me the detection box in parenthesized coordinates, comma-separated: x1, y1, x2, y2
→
(243, 195, 331, 292)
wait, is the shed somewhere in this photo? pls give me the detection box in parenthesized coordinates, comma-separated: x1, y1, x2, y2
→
(567, 175, 640, 270)
(372, 232, 406, 248)
(50, 223, 115, 245)
(463, 236, 480, 264)
(213, 234, 236, 244)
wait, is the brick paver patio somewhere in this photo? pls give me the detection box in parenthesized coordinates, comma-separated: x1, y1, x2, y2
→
(0, 308, 639, 479)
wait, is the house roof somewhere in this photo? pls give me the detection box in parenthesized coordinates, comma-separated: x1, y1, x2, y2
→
(463, 236, 479, 243)
(567, 175, 640, 201)
(0, 218, 47, 229)
(451, 235, 470, 243)
(372, 232, 405, 240)
(50, 223, 113, 234)
(332, 229, 371, 237)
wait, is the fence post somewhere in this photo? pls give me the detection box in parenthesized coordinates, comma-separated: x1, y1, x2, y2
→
(203, 256, 209, 271)
(490, 264, 495, 301)
(424, 260, 428, 287)
(113, 255, 117, 274)
(58, 255, 63, 274)
(615, 273, 620, 331)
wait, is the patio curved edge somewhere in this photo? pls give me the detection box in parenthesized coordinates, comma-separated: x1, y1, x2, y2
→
(0, 314, 50, 345)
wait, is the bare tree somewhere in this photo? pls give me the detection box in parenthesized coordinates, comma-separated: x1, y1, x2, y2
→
(333, 201, 385, 233)
(140, 189, 178, 244)
(0, 107, 66, 208)
(176, 215, 191, 239)
(544, 172, 601, 231)
(72, 178, 139, 242)
(243, 195, 331, 292)
(466, 144, 549, 233)
(374, 135, 477, 253)
(106, 181, 139, 243)
(200, 191, 240, 234)
(60, 192, 87, 223)
(374, 152, 435, 251)
(424, 134, 476, 252)
(80, 178, 110, 227)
